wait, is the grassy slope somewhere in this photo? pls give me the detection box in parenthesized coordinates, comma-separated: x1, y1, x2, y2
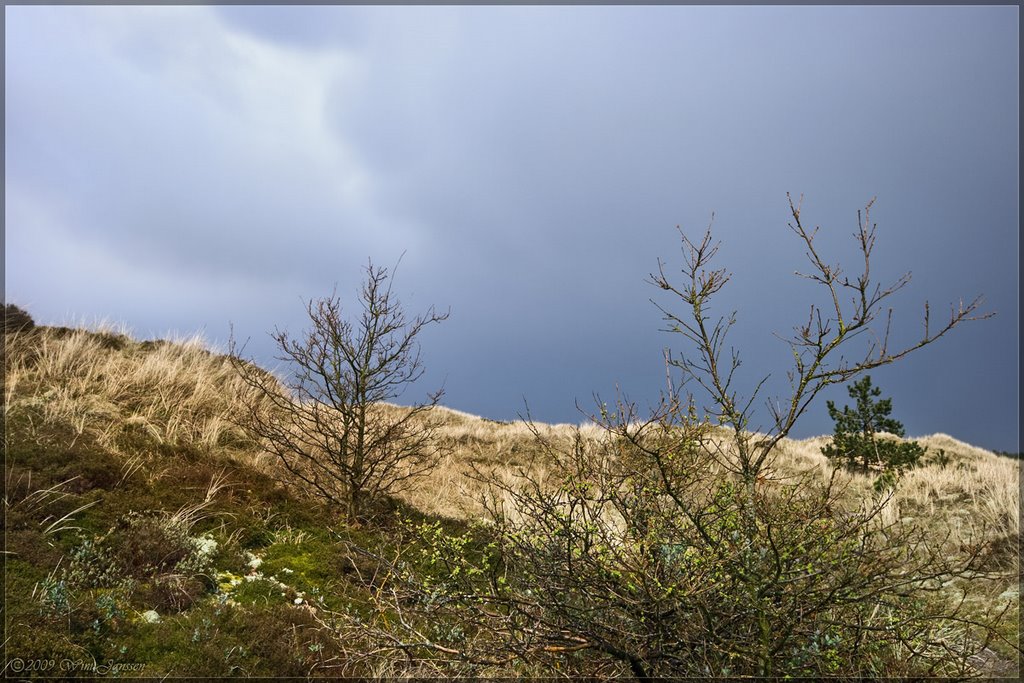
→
(2, 325, 452, 677)
(3, 324, 1019, 677)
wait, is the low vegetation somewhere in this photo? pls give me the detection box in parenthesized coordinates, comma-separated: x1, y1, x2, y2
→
(2, 322, 1019, 678)
(3, 199, 1018, 678)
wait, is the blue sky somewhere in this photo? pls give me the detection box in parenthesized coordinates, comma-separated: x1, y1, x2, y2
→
(5, 5, 1019, 451)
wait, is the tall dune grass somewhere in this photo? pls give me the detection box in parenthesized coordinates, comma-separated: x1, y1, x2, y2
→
(4, 325, 261, 456)
(405, 409, 1019, 564)
(5, 323, 1017, 561)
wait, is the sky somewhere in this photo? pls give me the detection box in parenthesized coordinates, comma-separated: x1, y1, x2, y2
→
(4, 5, 1019, 451)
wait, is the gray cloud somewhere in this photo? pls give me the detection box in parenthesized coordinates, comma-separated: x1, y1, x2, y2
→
(5, 5, 1018, 450)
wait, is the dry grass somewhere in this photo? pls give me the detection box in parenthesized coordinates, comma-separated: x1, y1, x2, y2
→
(4, 323, 1014, 557)
(777, 433, 1020, 548)
(4, 325, 261, 458)
(406, 409, 1019, 568)
(398, 408, 586, 519)
(7, 324, 1016, 557)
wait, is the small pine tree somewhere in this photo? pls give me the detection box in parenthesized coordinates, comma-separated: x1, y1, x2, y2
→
(822, 375, 926, 473)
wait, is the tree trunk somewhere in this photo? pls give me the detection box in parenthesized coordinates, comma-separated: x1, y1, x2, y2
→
(347, 486, 361, 525)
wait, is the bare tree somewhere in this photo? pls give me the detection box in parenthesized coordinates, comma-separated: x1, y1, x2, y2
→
(230, 261, 449, 523)
(650, 195, 991, 484)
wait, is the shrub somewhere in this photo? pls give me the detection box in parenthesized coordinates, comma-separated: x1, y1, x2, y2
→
(60, 509, 220, 616)
(370, 400, 1009, 678)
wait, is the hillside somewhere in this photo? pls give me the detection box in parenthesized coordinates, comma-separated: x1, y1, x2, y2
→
(3, 322, 1019, 678)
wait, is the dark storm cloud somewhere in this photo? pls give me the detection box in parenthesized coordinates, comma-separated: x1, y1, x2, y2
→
(5, 5, 1018, 449)
(318, 6, 1018, 445)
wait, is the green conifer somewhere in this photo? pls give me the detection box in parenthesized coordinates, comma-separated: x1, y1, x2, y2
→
(822, 375, 926, 473)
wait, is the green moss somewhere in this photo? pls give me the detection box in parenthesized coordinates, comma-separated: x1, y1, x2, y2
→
(109, 600, 342, 676)
(260, 535, 342, 581)
(228, 576, 292, 606)
(5, 558, 52, 607)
